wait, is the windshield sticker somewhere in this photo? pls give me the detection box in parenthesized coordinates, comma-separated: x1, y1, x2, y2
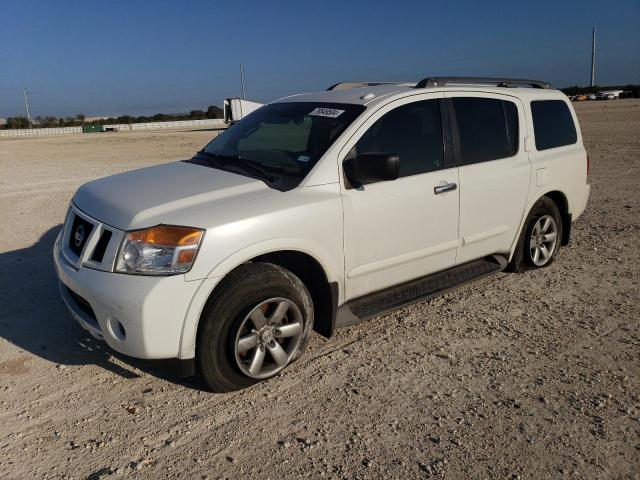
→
(309, 107, 345, 118)
(297, 155, 311, 162)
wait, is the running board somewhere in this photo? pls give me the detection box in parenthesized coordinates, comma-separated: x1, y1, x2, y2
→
(336, 255, 507, 328)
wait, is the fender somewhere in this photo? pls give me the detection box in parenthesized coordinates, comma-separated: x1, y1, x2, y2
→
(177, 238, 341, 359)
(507, 187, 571, 262)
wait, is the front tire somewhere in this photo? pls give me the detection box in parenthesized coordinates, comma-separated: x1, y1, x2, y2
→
(197, 263, 313, 392)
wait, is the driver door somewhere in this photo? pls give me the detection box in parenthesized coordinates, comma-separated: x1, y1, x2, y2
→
(340, 94, 460, 300)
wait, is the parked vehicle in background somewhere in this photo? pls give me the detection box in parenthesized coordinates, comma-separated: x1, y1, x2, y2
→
(596, 90, 623, 100)
(54, 76, 590, 391)
(223, 98, 264, 125)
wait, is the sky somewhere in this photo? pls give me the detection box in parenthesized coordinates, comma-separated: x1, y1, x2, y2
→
(1, 0, 639, 118)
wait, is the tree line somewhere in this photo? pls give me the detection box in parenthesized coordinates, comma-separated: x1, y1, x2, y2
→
(2, 105, 224, 130)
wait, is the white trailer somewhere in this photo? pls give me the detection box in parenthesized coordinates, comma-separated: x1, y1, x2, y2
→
(223, 98, 264, 125)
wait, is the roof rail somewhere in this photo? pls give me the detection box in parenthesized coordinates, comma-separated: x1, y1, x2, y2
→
(327, 82, 404, 91)
(415, 77, 552, 89)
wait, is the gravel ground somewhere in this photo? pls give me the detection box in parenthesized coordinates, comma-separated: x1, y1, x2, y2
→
(0, 100, 638, 479)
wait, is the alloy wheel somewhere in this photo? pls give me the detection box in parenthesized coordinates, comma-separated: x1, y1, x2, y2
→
(529, 215, 558, 267)
(234, 297, 304, 379)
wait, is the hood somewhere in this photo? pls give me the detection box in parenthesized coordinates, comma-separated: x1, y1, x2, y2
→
(73, 161, 270, 229)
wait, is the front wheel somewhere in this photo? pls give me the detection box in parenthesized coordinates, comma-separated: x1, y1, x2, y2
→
(197, 263, 313, 392)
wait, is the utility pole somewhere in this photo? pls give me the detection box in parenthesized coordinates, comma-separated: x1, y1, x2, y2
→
(22, 88, 33, 128)
(590, 26, 596, 87)
(240, 64, 246, 100)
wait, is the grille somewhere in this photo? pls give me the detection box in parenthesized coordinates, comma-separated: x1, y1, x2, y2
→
(68, 214, 94, 256)
(91, 230, 112, 263)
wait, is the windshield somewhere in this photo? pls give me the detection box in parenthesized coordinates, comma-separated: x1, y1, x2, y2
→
(197, 102, 365, 191)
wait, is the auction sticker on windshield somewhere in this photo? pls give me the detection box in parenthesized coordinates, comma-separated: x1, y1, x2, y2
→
(309, 107, 345, 118)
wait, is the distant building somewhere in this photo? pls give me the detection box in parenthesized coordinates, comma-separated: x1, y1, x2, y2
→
(0, 118, 6, 126)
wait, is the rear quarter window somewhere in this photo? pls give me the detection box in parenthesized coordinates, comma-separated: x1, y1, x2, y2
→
(531, 100, 577, 150)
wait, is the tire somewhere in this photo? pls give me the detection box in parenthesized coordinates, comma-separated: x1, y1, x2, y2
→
(509, 197, 563, 271)
(197, 262, 314, 392)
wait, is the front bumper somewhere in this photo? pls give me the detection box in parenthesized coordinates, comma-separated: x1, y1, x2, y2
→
(53, 232, 201, 360)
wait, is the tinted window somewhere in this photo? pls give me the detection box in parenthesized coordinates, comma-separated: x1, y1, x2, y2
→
(531, 100, 577, 150)
(452, 97, 519, 164)
(504, 101, 519, 155)
(351, 100, 444, 177)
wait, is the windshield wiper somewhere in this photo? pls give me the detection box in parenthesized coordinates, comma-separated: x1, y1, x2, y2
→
(197, 151, 275, 184)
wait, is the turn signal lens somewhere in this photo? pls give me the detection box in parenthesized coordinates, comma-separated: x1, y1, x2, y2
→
(115, 225, 204, 275)
(127, 225, 202, 246)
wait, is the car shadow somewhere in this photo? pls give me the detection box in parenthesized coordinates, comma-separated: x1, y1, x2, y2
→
(0, 225, 203, 389)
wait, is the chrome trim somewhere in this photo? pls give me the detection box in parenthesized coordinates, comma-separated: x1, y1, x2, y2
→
(61, 204, 124, 272)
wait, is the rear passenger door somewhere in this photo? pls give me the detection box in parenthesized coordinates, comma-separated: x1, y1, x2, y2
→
(445, 93, 531, 263)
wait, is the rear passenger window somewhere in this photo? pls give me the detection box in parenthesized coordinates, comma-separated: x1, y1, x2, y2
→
(352, 100, 444, 177)
(531, 100, 577, 150)
(452, 97, 519, 164)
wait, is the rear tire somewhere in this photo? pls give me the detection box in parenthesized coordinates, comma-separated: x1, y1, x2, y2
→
(197, 263, 313, 392)
(508, 197, 563, 271)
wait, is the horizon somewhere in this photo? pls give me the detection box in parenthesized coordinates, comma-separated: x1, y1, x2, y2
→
(1, 0, 639, 118)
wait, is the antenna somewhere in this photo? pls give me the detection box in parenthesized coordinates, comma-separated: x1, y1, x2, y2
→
(590, 26, 596, 87)
(22, 88, 33, 129)
(240, 64, 246, 100)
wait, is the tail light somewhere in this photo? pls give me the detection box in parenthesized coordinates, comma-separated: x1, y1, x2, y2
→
(586, 154, 590, 178)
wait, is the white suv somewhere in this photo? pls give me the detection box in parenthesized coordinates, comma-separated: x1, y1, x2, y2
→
(53, 77, 590, 391)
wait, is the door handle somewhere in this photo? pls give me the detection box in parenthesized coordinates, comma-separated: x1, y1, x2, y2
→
(434, 182, 457, 195)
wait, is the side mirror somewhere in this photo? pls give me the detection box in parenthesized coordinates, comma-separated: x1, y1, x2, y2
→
(343, 153, 400, 187)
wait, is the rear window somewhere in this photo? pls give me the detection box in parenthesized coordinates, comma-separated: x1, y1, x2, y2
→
(531, 100, 577, 150)
(452, 97, 519, 164)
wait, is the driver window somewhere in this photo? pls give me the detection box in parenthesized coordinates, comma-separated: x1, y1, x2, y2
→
(350, 100, 444, 177)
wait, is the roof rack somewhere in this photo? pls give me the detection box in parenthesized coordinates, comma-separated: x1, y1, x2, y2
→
(415, 77, 552, 89)
(327, 82, 404, 91)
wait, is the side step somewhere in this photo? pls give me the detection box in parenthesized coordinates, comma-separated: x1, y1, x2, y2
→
(336, 255, 507, 328)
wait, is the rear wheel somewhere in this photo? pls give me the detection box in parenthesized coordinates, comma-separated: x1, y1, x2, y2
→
(527, 214, 559, 267)
(197, 263, 313, 392)
(509, 196, 563, 271)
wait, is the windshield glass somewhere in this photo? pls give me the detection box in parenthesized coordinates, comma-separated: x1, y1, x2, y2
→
(199, 102, 365, 190)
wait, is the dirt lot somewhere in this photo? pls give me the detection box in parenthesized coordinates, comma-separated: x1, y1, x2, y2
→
(1, 101, 639, 479)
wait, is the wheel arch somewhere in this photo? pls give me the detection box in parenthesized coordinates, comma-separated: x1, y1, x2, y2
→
(179, 246, 339, 360)
(507, 190, 571, 270)
(543, 190, 571, 245)
(251, 250, 338, 338)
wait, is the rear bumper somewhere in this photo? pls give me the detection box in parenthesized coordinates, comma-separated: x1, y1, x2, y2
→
(53, 232, 202, 361)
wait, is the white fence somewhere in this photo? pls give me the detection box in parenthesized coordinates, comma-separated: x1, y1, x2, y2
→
(0, 118, 226, 138)
(0, 126, 83, 137)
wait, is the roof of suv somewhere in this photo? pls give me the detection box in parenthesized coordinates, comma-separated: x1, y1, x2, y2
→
(274, 82, 567, 107)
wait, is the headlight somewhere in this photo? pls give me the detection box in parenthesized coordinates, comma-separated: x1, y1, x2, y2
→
(115, 225, 204, 275)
